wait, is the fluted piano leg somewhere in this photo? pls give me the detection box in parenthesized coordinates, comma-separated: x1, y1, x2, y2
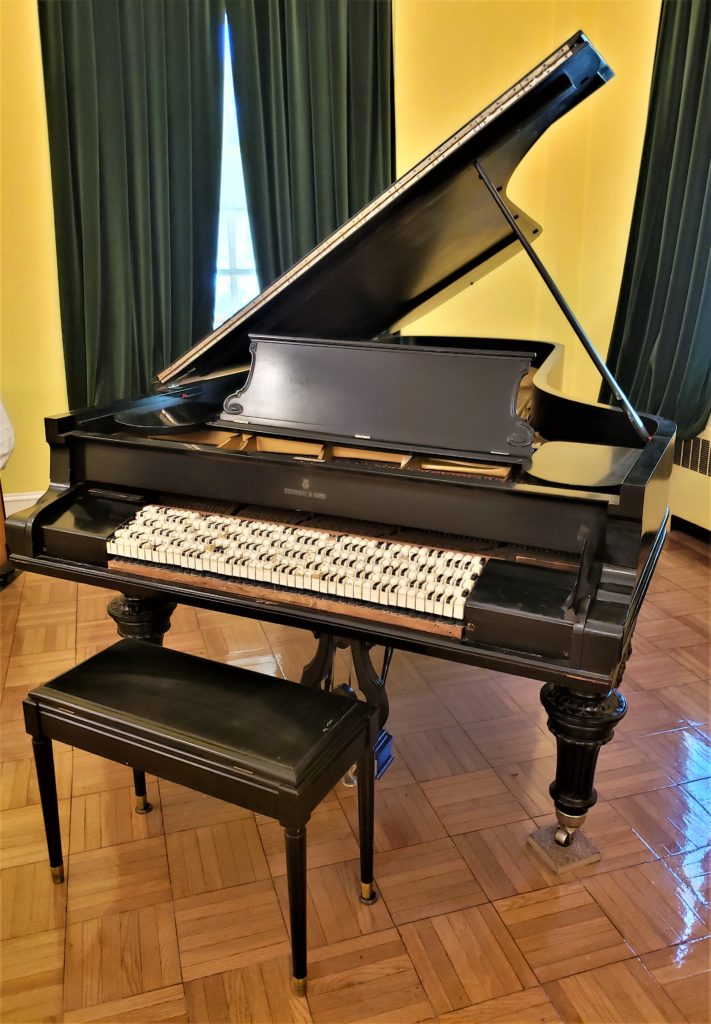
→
(540, 682, 627, 847)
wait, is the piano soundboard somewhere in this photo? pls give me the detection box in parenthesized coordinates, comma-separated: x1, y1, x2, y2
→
(107, 504, 488, 638)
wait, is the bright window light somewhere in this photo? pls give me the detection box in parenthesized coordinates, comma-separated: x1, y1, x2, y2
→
(214, 18, 260, 327)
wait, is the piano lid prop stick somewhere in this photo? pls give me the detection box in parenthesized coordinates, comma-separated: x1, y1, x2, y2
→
(474, 160, 650, 446)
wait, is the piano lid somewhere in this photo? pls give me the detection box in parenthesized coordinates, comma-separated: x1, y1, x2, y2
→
(158, 31, 613, 387)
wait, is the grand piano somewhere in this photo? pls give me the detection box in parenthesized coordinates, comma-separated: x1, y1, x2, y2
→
(7, 32, 674, 852)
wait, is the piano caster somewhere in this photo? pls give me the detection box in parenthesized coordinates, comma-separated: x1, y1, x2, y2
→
(50, 864, 65, 884)
(554, 826, 574, 847)
(553, 811, 586, 848)
(135, 794, 152, 814)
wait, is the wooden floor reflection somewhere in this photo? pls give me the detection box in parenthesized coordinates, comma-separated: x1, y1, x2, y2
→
(0, 528, 708, 1022)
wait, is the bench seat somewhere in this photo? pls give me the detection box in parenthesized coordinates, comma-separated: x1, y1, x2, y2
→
(24, 638, 379, 993)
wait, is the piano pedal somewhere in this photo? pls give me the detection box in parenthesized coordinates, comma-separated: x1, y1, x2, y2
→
(341, 765, 358, 788)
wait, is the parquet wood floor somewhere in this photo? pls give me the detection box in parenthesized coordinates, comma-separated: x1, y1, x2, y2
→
(0, 529, 708, 1023)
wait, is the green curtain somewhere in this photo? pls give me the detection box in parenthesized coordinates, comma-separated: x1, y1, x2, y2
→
(39, 0, 225, 409)
(225, 0, 393, 288)
(603, 0, 711, 439)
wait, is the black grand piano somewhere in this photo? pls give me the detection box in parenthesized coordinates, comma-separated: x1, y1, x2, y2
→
(8, 32, 674, 853)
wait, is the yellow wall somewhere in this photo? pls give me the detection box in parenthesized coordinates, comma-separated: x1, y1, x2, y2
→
(393, 0, 661, 401)
(1, 0, 66, 497)
(670, 466, 711, 532)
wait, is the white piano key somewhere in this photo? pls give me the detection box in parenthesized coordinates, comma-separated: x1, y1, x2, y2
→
(114, 505, 486, 622)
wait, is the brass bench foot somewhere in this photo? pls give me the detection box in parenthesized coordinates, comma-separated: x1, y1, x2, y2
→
(135, 794, 152, 814)
(359, 881, 378, 904)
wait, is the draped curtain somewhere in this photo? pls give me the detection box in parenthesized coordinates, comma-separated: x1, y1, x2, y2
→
(39, 0, 225, 409)
(603, 0, 711, 439)
(225, 0, 394, 288)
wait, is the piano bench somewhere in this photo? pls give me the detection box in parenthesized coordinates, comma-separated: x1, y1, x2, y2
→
(23, 638, 379, 995)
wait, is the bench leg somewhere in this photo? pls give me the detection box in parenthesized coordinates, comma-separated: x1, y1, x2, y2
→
(357, 750, 377, 904)
(284, 825, 307, 995)
(32, 737, 64, 883)
(133, 768, 152, 814)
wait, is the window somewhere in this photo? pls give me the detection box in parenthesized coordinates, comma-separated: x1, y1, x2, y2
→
(214, 19, 260, 328)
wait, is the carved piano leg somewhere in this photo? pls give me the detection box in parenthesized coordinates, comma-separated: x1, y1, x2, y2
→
(107, 594, 176, 645)
(540, 682, 627, 847)
(351, 641, 394, 779)
(108, 594, 176, 812)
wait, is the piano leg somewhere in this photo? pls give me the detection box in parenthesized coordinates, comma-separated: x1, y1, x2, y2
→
(108, 594, 176, 813)
(107, 594, 176, 644)
(541, 683, 627, 846)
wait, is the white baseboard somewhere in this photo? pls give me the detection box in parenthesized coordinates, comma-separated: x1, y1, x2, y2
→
(4, 491, 43, 516)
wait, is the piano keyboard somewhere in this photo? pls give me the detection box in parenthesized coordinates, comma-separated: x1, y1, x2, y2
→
(107, 505, 487, 634)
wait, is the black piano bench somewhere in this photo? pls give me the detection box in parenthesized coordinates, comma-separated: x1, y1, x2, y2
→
(23, 638, 379, 995)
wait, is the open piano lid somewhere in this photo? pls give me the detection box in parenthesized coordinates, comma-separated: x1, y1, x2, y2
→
(158, 31, 613, 387)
